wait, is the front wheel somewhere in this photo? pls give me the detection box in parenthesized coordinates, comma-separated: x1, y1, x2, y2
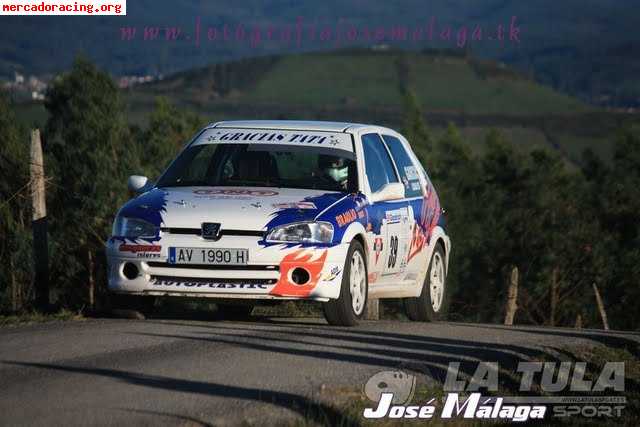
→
(404, 242, 449, 321)
(323, 240, 368, 326)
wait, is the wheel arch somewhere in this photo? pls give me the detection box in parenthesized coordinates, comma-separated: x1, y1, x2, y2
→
(429, 227, 451, 275)
(351, 233, 368, 261)
(340, 222, 369, 264)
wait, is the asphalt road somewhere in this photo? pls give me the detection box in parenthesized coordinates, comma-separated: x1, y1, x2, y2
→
(0, 316, 638, 426)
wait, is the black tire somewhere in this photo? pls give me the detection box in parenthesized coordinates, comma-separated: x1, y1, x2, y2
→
(110, 294, 156, 319)
(216, 304, 254, 320)
(404, 242, 449, 321)
(323, 240, 368, 326)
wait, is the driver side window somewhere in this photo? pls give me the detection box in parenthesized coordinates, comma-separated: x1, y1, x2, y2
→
(361, 133, 399, 193)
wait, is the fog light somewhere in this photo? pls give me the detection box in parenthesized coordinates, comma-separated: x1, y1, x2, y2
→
(291, 267, 310, 285)
(122, 262, 139, 280)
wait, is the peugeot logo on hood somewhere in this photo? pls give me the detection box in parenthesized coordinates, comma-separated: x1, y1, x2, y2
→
(202, 222, 221, 241)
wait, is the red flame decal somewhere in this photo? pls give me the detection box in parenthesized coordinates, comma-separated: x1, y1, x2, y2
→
(407, 183, 441, 263)
(270, 249, 328, 297)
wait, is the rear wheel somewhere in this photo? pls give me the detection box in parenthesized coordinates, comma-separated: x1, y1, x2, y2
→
(323, 240, 367, 326)
(404, 242, 449, 321)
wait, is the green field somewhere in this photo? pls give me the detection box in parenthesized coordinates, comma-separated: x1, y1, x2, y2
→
(130, 50, 591, 115)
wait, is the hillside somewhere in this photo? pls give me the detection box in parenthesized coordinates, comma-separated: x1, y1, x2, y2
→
(131, 50, 587, 115)
(123, 49, 636, 164)
(2, 0, 640, 106)
(11, 49, 637, 165)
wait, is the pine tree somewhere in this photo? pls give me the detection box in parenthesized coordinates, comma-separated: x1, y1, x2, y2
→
(142, 97, 206, 179)
(44, 56, 135, 307)
(0, 92, 32, 312)
(401, 90, 432, 162)
(598, 126, 640, 329)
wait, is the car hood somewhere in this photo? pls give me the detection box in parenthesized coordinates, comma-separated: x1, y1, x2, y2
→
(118, 186, 348, 231)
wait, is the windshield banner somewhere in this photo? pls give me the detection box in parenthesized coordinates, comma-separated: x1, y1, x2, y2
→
(194, 128, 354, 152)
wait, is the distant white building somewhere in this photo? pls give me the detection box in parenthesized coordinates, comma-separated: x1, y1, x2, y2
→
(118, 74, 159, 89)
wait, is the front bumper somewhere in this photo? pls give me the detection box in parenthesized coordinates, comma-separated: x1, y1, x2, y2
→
(106, 234, 348, 301)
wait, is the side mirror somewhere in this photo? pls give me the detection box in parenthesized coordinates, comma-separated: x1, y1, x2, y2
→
(370, 182, 405, 203)
(127, 175, 151, 193)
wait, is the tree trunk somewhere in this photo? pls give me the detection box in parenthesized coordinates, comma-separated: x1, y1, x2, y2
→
(550, 267, 558, 326)
(10, 257, 19, 312)
(30, 129, 49, 310)
(592, 283, 609, 330)
(504, 266, 519, 326)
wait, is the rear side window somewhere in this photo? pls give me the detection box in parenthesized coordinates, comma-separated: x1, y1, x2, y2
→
(382, 135, 424, 198)
(361, 133, 398, 193)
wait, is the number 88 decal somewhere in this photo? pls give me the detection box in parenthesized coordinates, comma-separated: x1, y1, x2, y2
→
(388, 235, 398, 268)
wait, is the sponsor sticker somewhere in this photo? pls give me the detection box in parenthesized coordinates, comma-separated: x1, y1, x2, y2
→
(404, 165, 419, 181)
(385, 210, 403, 224)
(118, 244, 161, 259)
(373, 237, 384, 264)
(322, 265, 342, 281)
(336, 208, 358, 227)
(193, 189, 279, 197)
(151, 277, 273, 290)
(119, 244, 161, 253)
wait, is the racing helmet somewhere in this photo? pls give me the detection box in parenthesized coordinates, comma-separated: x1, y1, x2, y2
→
(318, 155, 349, 183)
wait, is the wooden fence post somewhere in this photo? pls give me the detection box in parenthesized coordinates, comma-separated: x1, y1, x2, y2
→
(88, 249, 95, 309)
(30, 129, 49, 310)
(592, 283, 610, 331)
(504, 266, 519, 325)
(575, 313, 583, 329)
(365, 298, 379, 320)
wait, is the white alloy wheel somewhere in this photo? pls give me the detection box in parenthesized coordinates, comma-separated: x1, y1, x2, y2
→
(323, 240, 367, 326)
(429, 251, 445, 312)
(350, 250, 366, 315)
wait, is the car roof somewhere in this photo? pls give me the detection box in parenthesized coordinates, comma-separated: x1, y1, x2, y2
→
(210, 120, 387, 133)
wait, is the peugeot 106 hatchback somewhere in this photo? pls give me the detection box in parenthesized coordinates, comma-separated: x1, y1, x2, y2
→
(107, 120, 451, 326)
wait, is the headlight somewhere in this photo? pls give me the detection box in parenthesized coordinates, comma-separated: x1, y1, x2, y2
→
(266, 221, 334, 244)
(112, 216, 157, 238)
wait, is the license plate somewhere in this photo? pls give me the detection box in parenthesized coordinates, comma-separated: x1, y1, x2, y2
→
(168, 247, 249, 265)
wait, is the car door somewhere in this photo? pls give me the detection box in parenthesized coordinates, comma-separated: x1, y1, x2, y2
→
(381, 134, 427, 279)
(360, 133, 411, 283)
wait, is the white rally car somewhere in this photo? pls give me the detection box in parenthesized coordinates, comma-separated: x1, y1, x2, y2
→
(107, 121, 451, 326)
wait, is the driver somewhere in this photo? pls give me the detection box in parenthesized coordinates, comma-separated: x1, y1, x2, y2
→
(318, 155, 349, 190)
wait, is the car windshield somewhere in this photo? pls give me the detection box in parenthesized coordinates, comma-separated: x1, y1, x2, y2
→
(157, 143, 357, 192)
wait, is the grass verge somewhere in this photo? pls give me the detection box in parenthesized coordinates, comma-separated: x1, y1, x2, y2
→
(0, 309, 83, 327)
